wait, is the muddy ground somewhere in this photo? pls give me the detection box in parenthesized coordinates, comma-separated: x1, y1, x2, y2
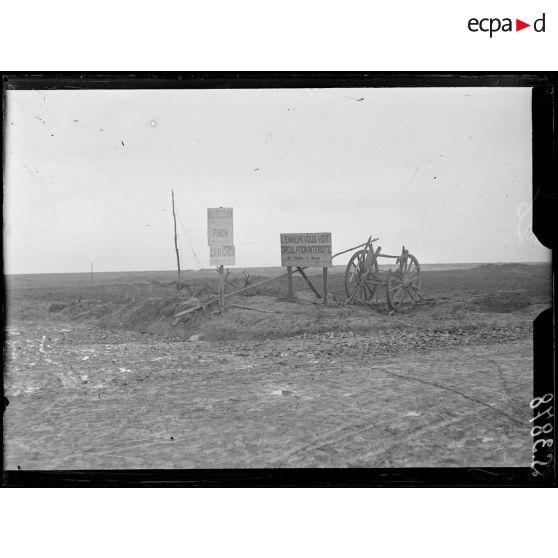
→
(3, 263, 551, 469)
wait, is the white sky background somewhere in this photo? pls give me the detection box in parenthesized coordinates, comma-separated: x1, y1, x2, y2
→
(3, 87, 549, 274)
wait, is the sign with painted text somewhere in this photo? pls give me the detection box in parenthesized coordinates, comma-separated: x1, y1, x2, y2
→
(280, 233, 332, 267)
(207, 207, 234, 246)
(208, 207, 235, 265)
(209, 245, 235, 266)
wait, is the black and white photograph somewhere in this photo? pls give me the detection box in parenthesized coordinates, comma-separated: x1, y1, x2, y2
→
(2, 75, 553, 481)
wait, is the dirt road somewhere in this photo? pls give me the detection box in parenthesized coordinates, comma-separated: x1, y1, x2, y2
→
(4, 314, 534, 469)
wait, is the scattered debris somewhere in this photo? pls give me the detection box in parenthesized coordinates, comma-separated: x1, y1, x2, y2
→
(189, 334, 203, 342)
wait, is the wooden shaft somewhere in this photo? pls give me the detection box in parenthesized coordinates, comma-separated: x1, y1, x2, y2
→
(322, 267, 328, 305)
(332, 242, 368, 259)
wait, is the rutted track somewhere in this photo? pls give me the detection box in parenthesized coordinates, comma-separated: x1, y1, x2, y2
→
(4, 318, 533, 469)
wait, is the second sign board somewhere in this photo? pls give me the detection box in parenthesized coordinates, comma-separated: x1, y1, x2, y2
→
(280, 233, 332, 268)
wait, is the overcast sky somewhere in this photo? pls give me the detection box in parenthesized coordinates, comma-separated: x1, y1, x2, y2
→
(3, 87, 549, 274)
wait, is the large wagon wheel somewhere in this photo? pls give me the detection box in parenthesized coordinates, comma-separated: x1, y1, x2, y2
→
(386, 253, 421, 311)
(345, 250, 379, 302)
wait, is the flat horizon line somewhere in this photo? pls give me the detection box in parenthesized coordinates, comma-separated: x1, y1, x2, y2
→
(5, 261, 551, 276)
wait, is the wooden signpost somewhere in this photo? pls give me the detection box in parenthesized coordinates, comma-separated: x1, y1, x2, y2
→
(280, 233, 332, 304)
(208, 207, 235, 308)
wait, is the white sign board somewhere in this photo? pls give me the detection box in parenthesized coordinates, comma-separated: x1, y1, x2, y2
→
(207, 207, 234, 246)
(207, 207, 235, 266)
(280, 233, 332, 268)
(210, 245, 235, 266)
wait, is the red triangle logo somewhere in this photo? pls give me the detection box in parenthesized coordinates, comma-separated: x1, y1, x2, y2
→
(516, 19, 530, 31)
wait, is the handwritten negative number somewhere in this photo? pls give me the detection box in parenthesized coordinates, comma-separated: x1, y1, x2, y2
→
(530, 423, 553, 437)
(530, 394, 553, 409)
(533, 438, 553, 451)
(529, 406, 554, 423)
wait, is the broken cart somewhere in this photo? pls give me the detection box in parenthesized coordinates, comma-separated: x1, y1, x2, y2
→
(344, 236, 422, 311)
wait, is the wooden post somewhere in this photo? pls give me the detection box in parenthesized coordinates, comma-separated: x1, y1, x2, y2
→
(322, 267, 328, 305)
(171, 190, 181, 281)
(287, 266, 294, 299)
(218, 265, 226, 309)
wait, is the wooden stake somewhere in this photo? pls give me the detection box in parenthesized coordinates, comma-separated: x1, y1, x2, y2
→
(287, 266, 294, 299)
(171, 190, 181, 281)
(322, 267, 328, 305)
(218, 265, 226, 309)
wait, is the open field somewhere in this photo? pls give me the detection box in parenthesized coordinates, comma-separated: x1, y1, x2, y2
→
(4, 262, 552, 469)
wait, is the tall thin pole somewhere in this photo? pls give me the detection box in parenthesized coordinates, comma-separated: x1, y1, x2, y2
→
(171, 190, 181, 281)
